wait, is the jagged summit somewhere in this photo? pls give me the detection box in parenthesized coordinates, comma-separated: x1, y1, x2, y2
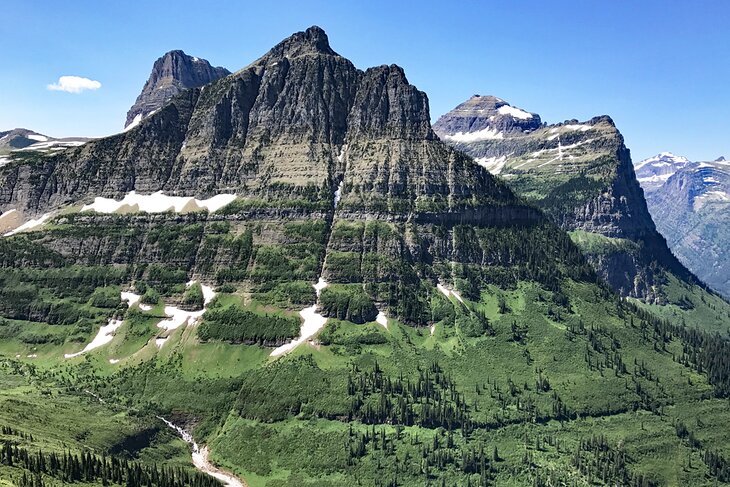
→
(263, 25, 337, 60)
(1, 26, 525, 226)
(716, 156, 726, 162)
(124, 50, 230, 129)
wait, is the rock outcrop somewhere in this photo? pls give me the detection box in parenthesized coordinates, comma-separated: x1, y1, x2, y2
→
(124, 50, 230, 129)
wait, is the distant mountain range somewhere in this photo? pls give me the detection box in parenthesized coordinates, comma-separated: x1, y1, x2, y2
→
(0, 128, 89, 167)
(637, 153, 730, 298)
(433, 95, 696, 304)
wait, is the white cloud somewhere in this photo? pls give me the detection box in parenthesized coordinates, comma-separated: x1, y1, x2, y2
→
(47, 75, 101, 94)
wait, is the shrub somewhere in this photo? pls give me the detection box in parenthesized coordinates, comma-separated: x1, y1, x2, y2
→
(319, 286, 377, 324)
(183, 283, 204, 310)
(198, 303, 299, 344)
(141, 288, 160, 306)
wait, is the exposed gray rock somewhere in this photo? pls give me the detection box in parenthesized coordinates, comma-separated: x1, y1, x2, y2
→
(644, 158, 730, 298)
(125, 50, 230, 129)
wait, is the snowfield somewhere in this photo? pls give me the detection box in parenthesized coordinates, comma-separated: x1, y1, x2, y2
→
(474, 155, 508, 175)
(64, 319, 124, 359)
(437, 283, 465, 304)
(3, 212, 54, 237)
(81, 191, 237, 215)
(444, 127, 504, 142)
(156, 282, 216, 331)
(497, 105, 533, 119)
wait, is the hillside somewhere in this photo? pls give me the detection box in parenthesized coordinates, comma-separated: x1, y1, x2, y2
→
(1, 27, 730, 487)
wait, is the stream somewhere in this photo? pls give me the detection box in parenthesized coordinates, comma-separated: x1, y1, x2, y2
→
(158, 417, 247, 487)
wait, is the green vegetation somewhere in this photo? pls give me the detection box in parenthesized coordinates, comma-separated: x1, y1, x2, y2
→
(182, 282, 204, 310)
(319, 285, 378, 324)
(198, 301, 299, 344)
(1, 199, 730, 486)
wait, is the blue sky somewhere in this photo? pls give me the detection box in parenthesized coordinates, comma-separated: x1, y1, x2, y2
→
(1, 0, 728, 162)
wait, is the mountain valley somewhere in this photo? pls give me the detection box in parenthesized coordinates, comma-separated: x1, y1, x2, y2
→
(1, 27, 730, 487)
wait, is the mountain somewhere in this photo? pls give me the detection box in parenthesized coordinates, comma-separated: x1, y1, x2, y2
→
(2, 27, 730, 487)
(124, 50, 230, 130)
(433, 95, 715, 305)
(0, 128, 88, 156)
(634, 152, 691, 193)
(641, 155, 730, 298)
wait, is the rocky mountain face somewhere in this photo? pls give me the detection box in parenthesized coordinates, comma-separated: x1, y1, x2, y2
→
(641, 156, 730, 298)
(434, 95, 694, 301)
(124, 50, 230, 130)
(1, 28, 525, 223)
(0, 26, 546, 323)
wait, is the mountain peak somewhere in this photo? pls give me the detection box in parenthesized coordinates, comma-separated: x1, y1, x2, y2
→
(433, 94, 542, 139)
(124, 50, 230, 128)
(265, 25, 336, 60)
(716, 156, 726, 162)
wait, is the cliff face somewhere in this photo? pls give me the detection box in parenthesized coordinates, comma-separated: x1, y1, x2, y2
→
(0, 27, 555, 325)
(125, 50, 230, 129)
(1, 28, 525, 224)
(434, 95, 693, 301)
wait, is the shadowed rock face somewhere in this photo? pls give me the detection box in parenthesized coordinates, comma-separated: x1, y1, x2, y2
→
(1, 26, 527, 227)
(125, 50, 230, 129)
(434, 96, 696, 301)
(644, 158, 730, 298)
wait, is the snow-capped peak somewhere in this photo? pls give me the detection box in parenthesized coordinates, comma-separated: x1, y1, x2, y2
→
(635, 152, 690, 170)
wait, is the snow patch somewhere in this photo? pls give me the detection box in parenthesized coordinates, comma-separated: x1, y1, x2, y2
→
(334, 181, 344, 208)
(336, 144, 347, 162)
(155, 337, 168, 348)
(474, 155, 508, 175)
(444, 127, 504, 143)
(497, 105, 532, 120)
(3, 212, 54, 236)
(64, 319, 123, 359)
(271, 278, 329, 357)
(562, 124, 593, 132)
(637, 174, 672, 184)
(123, 114, 142, 132)
(436, 283, 464, 304)
(81, 191, 237, 215)
(375, 312, 388, 329)
(156, 282, 216, 331)
(26, 134, 48, 142)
